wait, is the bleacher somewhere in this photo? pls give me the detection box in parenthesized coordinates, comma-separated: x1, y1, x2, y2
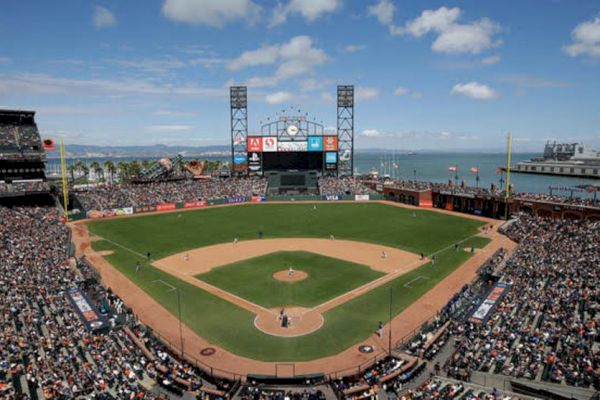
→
(0, 109, 49, 199)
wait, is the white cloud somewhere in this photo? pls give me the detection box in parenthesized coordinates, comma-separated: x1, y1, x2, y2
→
(368, 0, 395, 26)
(227, 45, 280, 71)
(270, 0, 340, 27)
(0, 73, 225, 98)
(344, 44, 366, 53)
(320, 92, 335, 104)
(481, 54, 501, 65)
(0, 57, 11, 65)
(394, 87, 409, 96)
(362, 129, 383, 137)
(153, 110, 198, 117)
(144, 125, 194, 132)
(265, 91, 294, 104)
(382, 6, 500, 54)
(93, 6, 116, 29)
(563, 15, 600, 58)
(355, 86, 380, 101)
(499, 75, 569, 88)
(233, 36, 328, 87)
(451, 81, 498, 100)
(162, 0, 261, 28)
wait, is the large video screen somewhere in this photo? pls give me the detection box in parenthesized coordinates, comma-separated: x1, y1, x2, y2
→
(263, 151, 324, 171)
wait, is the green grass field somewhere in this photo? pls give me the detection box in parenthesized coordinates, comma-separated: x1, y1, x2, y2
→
(196, 251, 384, 308)
(88, 202, 489, 361)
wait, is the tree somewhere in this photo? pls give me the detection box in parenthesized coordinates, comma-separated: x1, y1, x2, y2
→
(128, 160, 141, 178)
(74, 160, 89, 183)
(67, 164, 76, 183)
(117, 161, 128, 182)
(103, 160, 116, 184)
(90, 161, 103, 183)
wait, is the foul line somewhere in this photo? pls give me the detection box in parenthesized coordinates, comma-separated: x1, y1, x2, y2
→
(403, 275, 429, 288)
(153, 279, 177, 292)
(92, 233, 149, 260)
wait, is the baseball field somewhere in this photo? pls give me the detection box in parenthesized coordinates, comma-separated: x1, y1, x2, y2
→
(85, 202, 490, 363)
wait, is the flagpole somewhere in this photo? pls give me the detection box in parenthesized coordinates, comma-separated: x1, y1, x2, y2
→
(60, 138, 69, 222)
(504, 132, 513, 220)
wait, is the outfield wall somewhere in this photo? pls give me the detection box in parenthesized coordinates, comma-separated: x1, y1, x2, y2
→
(82, 194, 385, 219)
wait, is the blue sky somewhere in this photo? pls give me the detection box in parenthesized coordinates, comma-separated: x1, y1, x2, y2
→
(1, 0, 599, 151)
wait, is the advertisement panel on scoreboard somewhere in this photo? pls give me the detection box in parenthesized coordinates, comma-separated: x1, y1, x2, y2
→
(262, 137, 278, 152)
(248, 152, 262, 172)
(247, 137, 262, 152)
(307, 136, 323, 151)
(323, 136, 338, 151)
(278, 141, 308, 152)
(325, 152, 337, 163)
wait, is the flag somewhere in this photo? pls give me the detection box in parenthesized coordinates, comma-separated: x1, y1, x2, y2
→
(448, 165, 457, 172)
(470, 167, 480, 174)
(43, 138, 56, 151)
(496, 167, 503, 175)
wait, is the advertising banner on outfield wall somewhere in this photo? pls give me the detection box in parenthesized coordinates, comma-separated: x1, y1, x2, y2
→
(135, 205, 157, 214)
(87, 207, 133, 219)
(251, 195, 265, 203)
(183, 201, 207, 209)
(66, 288, 107, 331)
(156, 203, 177, 212)
(355, 195, 370, 201)
(227, 197, 247, 204)
(322, 195, 341, 201)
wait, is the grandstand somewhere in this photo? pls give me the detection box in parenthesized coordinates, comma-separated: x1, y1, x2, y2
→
(0, 109, 50, 201)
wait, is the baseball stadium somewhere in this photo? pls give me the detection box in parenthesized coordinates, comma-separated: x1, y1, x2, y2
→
(2, 2, 600, 399)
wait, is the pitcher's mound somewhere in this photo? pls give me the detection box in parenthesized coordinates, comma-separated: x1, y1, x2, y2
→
(273, 270, 308, 282)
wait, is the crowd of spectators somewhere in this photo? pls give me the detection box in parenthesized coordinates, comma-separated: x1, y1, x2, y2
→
(0, 124, 43, 157)
(73, 178, 268, 211)
(237, 385, 327, 400)
(318, 177, 376, 196)
(0, 205, 229, 399)
(447, 215, 600, 389)
(398, 377, 526, 400)
(515, 192, 599, 208)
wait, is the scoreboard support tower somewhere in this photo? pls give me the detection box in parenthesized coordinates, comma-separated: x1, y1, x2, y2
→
(337, 85, 354, 177)
(230, 86, 248, 175)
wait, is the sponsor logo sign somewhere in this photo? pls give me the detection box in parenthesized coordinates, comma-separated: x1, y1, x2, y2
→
(247, 137, 262, 152)
(278, 141, 308, 152)
(325, 152, 337, 164)
(251, 195, 265, 203)
(307, 136, 323, 151)
(323, 136, 338, 151)
(234, 154, 247, 164)
(355, 194, 370, 201)
(227, 197, 247, 204)
(66, 288, 106, 331)
(156, 203, 177, 211)
(322, 195, 340, 201)
(184, 201, 207, 209)
(469, 283, 509, 324)
(136, 205, 157, 214)
(262, 137, 278, 152)
(248, 152, 262, 172)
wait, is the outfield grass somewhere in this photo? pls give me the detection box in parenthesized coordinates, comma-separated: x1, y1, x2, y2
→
(196, 251, 384, 308)
(87, 203, 489, 361)
(87, 203, 484, 258)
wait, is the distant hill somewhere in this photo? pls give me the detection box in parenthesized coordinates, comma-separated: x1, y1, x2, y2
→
(50, 144, 231, 159)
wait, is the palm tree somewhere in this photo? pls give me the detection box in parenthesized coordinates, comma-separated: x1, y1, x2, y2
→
(141, 159, 152, 170)
(67, 164, 76, 183)
(128, 160, 141, 178)
(103, 160, 116, 184)
(90, 161, 103, 183)
(74, 160, 89, 183)
(117, 161, 128, 182)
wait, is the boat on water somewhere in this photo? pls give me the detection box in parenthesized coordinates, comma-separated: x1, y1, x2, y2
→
(512, 141, 600, 179)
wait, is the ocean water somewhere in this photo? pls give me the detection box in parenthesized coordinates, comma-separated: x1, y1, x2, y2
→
(45, 152, 599, 197)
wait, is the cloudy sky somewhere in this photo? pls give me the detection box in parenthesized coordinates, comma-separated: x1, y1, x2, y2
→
(1, 0, 599, 151)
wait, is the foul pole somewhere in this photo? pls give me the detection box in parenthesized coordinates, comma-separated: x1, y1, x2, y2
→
(504, 132, 512, 220)
(60, 138, 69, 222)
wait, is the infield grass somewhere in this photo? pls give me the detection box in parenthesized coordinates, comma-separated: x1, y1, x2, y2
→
(87, 202, 489, 361)
(196, 251, 384, 308)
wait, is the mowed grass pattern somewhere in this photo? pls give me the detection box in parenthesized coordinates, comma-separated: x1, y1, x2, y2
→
(87, 203, 489, 361)
(196, 251, 384, 308)
(88, 203, 483, 258)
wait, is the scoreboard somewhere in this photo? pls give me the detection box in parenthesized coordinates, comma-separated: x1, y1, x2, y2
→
(242, 135, 339, 174)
